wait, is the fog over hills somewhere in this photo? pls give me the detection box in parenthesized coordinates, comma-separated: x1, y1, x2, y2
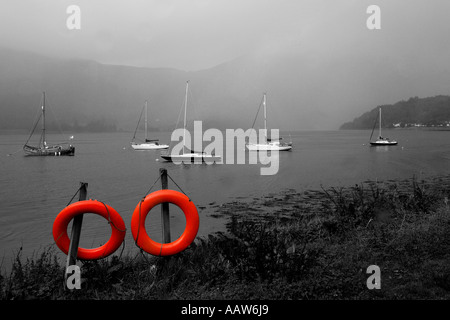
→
(2, 1, 450, 133)
(1, 43, 450, 133)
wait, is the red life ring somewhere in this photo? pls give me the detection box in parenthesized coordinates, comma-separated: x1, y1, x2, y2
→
(52, 200, 126, 260)
(131, 189, 199, 256)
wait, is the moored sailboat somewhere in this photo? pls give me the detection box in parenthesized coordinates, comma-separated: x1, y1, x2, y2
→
(131, 100, 169, 150)
(369, 107, 398, 146)
(246, 93, 292, 151)
(23, 92, 75, 156)
(160, 81, 221, 163)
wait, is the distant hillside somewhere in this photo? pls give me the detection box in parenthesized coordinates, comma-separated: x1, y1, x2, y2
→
(340, 96, 450, 129)
(3, 46, 450, 132)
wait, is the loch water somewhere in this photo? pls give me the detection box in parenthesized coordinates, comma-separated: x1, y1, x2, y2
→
(1, 129, 449, 270)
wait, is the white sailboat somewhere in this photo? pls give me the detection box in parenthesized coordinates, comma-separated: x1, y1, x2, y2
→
(160, 81, 221, 163)
(369, 107, 398, 146)
(246, 93, 292, 151)
(131, 100, 169, 150)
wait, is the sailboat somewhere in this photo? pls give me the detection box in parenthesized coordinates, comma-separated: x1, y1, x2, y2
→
(160, 81, 221, 163)
(131, 100, 169, 150)
(246, 93, 292, 151)
(23, 92, 75, 156)
(369, 107, 398, 146)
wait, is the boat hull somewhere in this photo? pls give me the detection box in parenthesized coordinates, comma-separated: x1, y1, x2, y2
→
(246, 143, 292, 151)
(160, 153, 221, 163)
(131, 143, 169, 150)
(370, 140, 398, 146)
(23, 145, 75, 156)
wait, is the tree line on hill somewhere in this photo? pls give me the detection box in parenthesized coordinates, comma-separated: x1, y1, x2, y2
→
(340, 95, 450, 129)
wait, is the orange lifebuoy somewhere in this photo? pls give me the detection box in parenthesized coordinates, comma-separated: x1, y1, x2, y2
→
(131, 189, 199, 256)
(52, 200, 126, 260)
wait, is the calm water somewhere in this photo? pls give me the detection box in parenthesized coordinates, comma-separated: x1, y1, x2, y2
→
(1, 129, 449, 269)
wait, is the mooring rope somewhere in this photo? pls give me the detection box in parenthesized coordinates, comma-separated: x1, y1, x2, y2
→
(99, 200, 126, 259)
(167, 172, 191, 201)
(134, 198, 144, 249)
(143, 173, 162, 197)
(66, 184, 84, 206)
(6, 149, 23, 157)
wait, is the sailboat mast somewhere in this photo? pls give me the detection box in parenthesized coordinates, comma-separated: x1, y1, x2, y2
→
(183, 81, 189, 153)
(263, 93, 267, 142)
(379, 107, 382, 138)
(42, 92, 46, 147)
(145, 100, 148, 141)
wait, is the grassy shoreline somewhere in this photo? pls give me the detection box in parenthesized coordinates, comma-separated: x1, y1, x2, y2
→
(1, 174, 450, 300)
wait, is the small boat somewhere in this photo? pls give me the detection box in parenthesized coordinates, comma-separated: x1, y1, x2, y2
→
(369, 107, 398, 146)
(246, 140, 293, 151)
(23, 92, 75, 156)
(161, 81, 221, 163)
(131, 100, 169, 150)
(161, 150, 222, 163)
(246, 93, 293, 151)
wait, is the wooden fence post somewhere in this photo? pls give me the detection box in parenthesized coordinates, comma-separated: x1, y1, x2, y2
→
(66, 182, 88, 270)
(160, 168, 171, 243)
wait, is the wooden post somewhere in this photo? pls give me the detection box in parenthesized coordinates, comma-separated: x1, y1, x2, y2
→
(66, 182, 88, 270)
(160, 168, 171, 243)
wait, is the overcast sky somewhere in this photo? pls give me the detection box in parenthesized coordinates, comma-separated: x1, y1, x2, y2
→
(1, 0, 449, 71)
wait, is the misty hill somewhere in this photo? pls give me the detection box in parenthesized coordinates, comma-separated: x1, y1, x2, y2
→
(340, 95, 450, 129)
(0, 47, 189, 133)
(2, 46, 450, 133)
